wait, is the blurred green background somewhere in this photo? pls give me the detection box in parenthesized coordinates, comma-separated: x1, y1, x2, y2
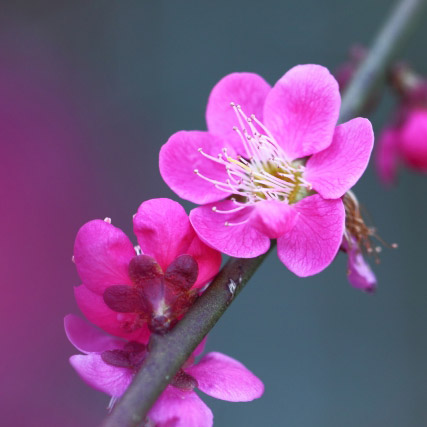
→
(1, 1, 426, 425)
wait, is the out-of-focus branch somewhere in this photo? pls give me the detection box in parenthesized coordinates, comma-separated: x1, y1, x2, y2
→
(102, 1, 426, 425)
(339, 0, 426, 123)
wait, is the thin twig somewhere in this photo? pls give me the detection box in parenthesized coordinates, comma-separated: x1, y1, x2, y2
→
(102, 1, 426, 425)
(339, 0, 426, 123)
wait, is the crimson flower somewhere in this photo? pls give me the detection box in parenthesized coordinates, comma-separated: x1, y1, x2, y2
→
(73, 198, 221, 342)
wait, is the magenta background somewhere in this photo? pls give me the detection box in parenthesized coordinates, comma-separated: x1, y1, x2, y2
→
(1, 1, 427, 426)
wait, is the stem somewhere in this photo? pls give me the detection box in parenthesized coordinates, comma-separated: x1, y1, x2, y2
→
(102, 248, 273, 427)
(339, 0, 426, 123)
(102, 1, 426, 425)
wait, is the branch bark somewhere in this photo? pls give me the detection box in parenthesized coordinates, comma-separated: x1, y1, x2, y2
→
(102, 1, 426, 425)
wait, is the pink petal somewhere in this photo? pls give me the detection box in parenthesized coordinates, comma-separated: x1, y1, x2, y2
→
(206, 72, 271, 150)
(187, 352, 264, 402)
(277, 195, 345, 276)
(375, 127, 400, 185)
(70, 354, 132, 397)
(64, 314, 124, 354)
(251, 199, 298, 239)
(185, 236, 222, 288)
(133, 199, 221, 287)
(190, 201, 270, 258)
(148, 387, 213, 427)
(74, 220, 134, 294)
(159, 131, 232, 204)
(347, 249, 377, 292)
(342, 237, 377, 292)
(305, 118, 374, 199)
(74, 285, 150, 344)
(264, 64, 341, 159)
(400, 109, 427, 172)
(193, 335, 208, 357)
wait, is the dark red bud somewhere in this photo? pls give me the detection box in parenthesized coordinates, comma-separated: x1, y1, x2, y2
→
(164, 254, 198, 292)
(103, 285, 148, 313)
(128, 255, 163, 284)
(170, 369, 198, 391)
(101, 341, 146, 369)
(101, 349, 133, 368)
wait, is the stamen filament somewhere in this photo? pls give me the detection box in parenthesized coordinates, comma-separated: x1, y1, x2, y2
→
(194, 104, 313, 227)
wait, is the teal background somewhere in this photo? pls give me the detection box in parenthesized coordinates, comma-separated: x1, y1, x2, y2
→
(1, 1, 426, 425)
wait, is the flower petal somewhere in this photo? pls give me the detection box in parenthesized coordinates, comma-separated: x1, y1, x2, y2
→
(74, 220, 134, 294)
(277, 195, 345, 276)
(305, 118, 374, 199)
(190, 201, 270, 258)
(74, 285, 150, 343)
(375, 127, 400, 185)
(70, 354, 132, 397)
(185, 237, 222, 288)
(194, 336, 208, 357)
(64, 314, 124, 354)
(148, 387, 213, 427)
(342, 237, 377, 292)
(206, 72, 271, 150)
(264, 64, 341, 159)
(251, 200, 298, 239)
(187, 352, 264, 402)
(133, 199, 221, 287)
(159, 131, 232, 204)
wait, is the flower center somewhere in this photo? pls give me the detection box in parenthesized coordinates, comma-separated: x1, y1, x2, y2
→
(195, 104, 312, 225)
(103, 254, 199, 335)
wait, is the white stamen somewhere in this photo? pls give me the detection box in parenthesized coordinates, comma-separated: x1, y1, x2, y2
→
(194, 105, 312, 227)
(224, 218, 249, 226)
(104, 217, 112, 224)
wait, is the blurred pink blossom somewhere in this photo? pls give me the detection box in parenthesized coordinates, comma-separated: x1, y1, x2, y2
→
(377, 65, 427, 183)
(376, 110, 427, 183)
(160, 64, 374, 277)
(74, 198, 222, 342)
(399, 109, 427, 172)
(65, 315, 264, 427)
(341, 236, 377, 293)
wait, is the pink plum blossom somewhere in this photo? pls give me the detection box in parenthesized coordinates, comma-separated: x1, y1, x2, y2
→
(73, 198, 222, 342)
(160, 64, 374, 277)
(399, 109, 427, 171)
(377, 65, 427, 183)
(376, 111, 427, 184)
(65, 315, 264, 427)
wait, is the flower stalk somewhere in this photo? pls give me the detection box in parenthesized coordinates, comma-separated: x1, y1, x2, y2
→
(102, 0, 426, 425)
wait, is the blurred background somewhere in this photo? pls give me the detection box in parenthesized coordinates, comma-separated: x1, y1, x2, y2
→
(1, 0, 426, 425)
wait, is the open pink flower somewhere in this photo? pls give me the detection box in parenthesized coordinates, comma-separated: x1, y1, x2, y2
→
(65, 315, 264, 427)
(73, 198, 221, 342)
(160, 65, 374, 276)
